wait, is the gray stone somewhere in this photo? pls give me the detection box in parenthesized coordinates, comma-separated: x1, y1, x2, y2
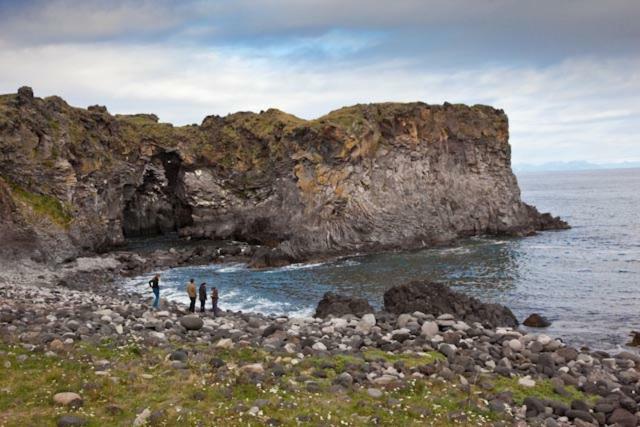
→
(556, 347, 578, 362)
(312, 342, 327, 352)
(438, 343, 456, 359)
(609, 407, 638, 427)
(594, 403, 615, 414)
(179, 315, 204, 331)
(57, 415, 88, 427)
(361, 313, 376, 327)
(367, 388, 383, 398)
(261, 324, 281, 337)
(571, 400, 590, 413)
(334, 372, 353, 388)
(53, 392, 83, 408)
(305, 381, 321, 393)
(508, 339, 522, 352)
(242, 363, 265, 375)
(169, 350, 188, 362)
(566, 409, 594, 423)
(421, 321, 439, 338)
(518, 376, 536, 388)
(396, 314, 415, 328)
(524, 396, 545, 417)
(489, 399, 507, 413)
(544, 418, 559, 427)
(215, 338, 233, 349)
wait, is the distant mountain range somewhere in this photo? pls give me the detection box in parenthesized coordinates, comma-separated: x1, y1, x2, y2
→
(513, 161, 640, 172)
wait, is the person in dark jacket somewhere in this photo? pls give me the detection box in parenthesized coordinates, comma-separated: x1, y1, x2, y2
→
(211, 286, 219, 317)
(199, 282, 207, 313)
(148, 274, 160, 309)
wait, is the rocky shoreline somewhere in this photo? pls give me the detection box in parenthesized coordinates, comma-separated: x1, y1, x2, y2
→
(2, 271, 639, 426)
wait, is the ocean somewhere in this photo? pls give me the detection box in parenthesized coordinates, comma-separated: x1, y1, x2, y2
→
(124, 168, 640, 352)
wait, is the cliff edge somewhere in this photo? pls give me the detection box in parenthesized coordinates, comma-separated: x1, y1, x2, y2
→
(0, 87, 567, 265)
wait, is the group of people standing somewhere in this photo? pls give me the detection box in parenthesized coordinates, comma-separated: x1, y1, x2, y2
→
(148, 274, 219, 316)
(186, 278, 219, 314)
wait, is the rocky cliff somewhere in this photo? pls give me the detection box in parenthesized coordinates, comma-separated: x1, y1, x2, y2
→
(0, 86, 567, 265)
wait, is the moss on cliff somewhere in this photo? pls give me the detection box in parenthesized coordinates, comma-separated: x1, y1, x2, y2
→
(7, 181, 72, 228)
(314, 104, 371, 131)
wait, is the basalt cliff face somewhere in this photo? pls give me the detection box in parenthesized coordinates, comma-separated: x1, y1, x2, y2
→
(0, 87, 567, 265)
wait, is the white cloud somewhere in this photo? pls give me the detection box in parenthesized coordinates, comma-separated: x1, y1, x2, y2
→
(0, 43, 638, 164)
(0, 0, 183, 45)
(3, 0, 639, 62)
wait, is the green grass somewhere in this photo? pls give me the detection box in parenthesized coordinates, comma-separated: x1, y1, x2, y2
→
(313, 105, 369, 130)
(362, 348, 445, 368)
(0, 340, 508, 427)
(492, 376, 597, 406)
(7, 181, 72, 227)
(302, 352, 364, 372)
(211, 346, 269, 364)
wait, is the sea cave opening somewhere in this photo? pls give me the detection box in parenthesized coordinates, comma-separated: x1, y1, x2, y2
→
(121, 151, 193, 238)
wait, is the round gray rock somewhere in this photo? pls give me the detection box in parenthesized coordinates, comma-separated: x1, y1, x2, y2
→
(179, 315, 204, 331)
(367, 388, 383, 398)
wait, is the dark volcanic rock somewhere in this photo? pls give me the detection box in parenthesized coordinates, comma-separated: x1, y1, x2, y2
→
(626, 331, 640, 347)
(383, 281, 518, 328)
(314, 292, 374, 318)
(523, 313, 551, 328)
(609, 407, 638, 427)
(249, 247, 294, 269)
(0, 88, 567, 266)
(169, 350, 188, 362)
(16, 86, 34, 104)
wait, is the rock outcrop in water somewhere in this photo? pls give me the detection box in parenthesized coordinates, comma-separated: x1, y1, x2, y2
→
(0, 87, 567, 265)
(383, 281, 519, 328)
(523, 313, 552, 328)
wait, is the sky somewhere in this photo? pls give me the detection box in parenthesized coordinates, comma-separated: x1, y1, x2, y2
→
(0, 0, 638, 165)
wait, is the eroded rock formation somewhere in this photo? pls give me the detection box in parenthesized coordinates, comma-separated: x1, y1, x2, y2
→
(0, 87, 567, 264)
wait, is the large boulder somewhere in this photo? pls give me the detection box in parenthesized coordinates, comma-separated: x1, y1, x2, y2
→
(383, 281, 518, 328)
(179, 315, 204, 331)
(315, 292, 374, 318)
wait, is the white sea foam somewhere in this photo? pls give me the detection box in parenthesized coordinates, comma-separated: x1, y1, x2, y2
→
(334, 259, 361, 267)
(214, 263, 247, 273)
(264, 261, 326, 273)
(438, 247, 472, 255)
(218, 293, 314, 318)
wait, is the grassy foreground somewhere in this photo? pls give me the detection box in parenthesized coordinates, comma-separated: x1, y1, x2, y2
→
(0, 340, 593, 426)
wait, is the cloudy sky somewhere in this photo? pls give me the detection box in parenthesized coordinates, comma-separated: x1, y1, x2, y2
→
(0, 0, 638, 164)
